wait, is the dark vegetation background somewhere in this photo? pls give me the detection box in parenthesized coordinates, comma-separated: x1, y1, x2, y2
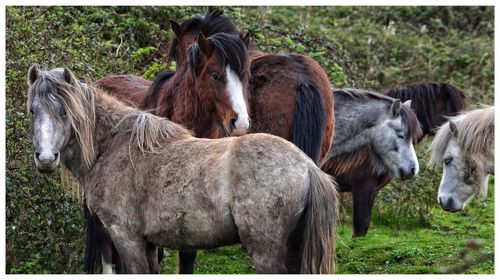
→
(5, 6, 494, 273)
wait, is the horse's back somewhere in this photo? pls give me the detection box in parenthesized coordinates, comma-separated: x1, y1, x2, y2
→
(248, 53, 334, 164)
(94, 75, 152, 108)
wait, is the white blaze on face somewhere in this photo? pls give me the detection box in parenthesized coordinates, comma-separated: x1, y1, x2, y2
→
(409, 141, 419, 175)
(225, 65, 249, 135)
(37, 111, 58, 162)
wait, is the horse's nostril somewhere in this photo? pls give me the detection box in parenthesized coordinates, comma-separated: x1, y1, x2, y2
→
(410, 167, 416, 176)
(229, 118, 237, 129)
(35, 152, 41, 161)
(54, 152, 59, 159)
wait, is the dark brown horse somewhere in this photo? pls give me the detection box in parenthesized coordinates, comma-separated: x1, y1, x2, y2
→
(322, 82, 466, 237)
(96, 31, 251, 138)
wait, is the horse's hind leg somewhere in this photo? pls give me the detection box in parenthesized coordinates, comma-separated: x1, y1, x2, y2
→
(100, 240, 114, 274)
(237, 229, 286, 273)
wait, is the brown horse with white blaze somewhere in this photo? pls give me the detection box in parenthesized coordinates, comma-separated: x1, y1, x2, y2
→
(96, 31, 251, 138)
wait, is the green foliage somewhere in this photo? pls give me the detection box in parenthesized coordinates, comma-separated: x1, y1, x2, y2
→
(373, 139, 440, 229)
(6, 6, 493, 274)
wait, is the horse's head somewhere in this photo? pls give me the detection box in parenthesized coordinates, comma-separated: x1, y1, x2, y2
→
(27, 65, 95, 173)
(371, 99, 421, 180)
(431, 109, 494, 212)
(187, 32, 250, 137)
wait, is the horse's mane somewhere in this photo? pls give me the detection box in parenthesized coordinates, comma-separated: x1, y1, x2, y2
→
(430, 106, 494, 164)
(114, 109, 191, 154)
(28, 67, 192, 168)
(323, 145, 370, 176)
(456, 106, 494, 156)
(334, 88, 422, 144)
(188, 32, 249, 80)
(334, 87, 396, 103)
(384, 82, 466, 136)
(400, 103, 423, 145)
(148, 69, 176, 102)
(168, 9, 239, 62)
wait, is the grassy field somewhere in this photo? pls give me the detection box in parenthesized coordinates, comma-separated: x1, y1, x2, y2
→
(6, 6, 494, 274)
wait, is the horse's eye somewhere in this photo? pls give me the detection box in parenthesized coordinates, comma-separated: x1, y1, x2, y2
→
(60, 110, 67, 117)
(210, 72, 220, 81)
(397, 134, 405, 140)
(444, 157, 453, 165)
(29, 109, 34, 115)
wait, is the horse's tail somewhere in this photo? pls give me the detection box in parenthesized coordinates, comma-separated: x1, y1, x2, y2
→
(286, 167, 339, 274)
(292, 59, 327, 165)
(84, 205, 99, 274)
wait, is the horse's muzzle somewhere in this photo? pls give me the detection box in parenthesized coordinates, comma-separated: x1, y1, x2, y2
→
(398, 164, 418, 180)
(438, 197, 462, 212)
(34, 149, 59, 173)
(229, 118, 249, 136)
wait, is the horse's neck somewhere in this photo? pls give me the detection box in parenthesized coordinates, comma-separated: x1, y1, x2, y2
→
(329, 98, 382, 158)
(62, 93, 133, 181)
(60, 136, 88, 182)
(155, 67, 215, 137)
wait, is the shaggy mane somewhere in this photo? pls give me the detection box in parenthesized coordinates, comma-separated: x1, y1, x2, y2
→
(187, 32, 249, 81)
(456, 106, 494, 155)
(168, 9, 239, 63)
(430, 106, 494, 164)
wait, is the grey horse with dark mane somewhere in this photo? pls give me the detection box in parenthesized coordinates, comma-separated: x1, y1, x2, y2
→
(27, 65, 339, 274)
(321, 88, 422, 236)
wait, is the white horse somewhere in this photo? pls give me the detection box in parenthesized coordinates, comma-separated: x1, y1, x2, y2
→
(430, 106, 494, 212)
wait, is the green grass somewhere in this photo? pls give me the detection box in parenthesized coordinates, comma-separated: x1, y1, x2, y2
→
(155, 181, 494, 274)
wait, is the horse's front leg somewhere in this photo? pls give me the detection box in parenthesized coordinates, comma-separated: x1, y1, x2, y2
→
(100, 239, 114, 274)
(146, 242, 159, 273)
(178, 249, 197, 274)
(107, 227, 149, 273)
(352, 179, 378, 237)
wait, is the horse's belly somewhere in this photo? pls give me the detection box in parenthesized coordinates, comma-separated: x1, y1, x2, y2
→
(145, 207, 239, 249)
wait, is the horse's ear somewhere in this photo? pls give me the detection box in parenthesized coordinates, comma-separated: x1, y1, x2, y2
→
(449, 120, 458, 138)
(197, 32, 214, 56)
(402, 100, 412, 108)
(240, 32, 250, 48)
(169, 20, 181, 38)
(62, 68, 77, 86)
(28, 64, 40, 85)
(390, 99, 402, 118)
